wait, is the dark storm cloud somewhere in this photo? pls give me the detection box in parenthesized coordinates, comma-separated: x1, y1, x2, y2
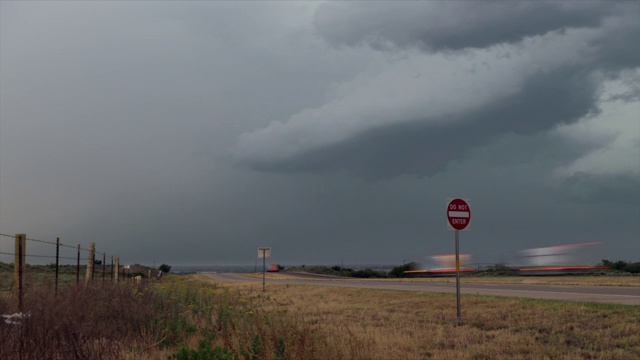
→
(240, 65, 599, 179)
(1, 1, 638, 267)
(236, 2, 639, 179)
(313, 1, 616, 51)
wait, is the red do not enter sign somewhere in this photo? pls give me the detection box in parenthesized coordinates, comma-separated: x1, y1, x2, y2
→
(447, 198, 471, 230)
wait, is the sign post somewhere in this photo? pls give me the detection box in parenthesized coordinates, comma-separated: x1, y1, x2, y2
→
(447, 198, 471, 325)
(258, 247, 271, 291)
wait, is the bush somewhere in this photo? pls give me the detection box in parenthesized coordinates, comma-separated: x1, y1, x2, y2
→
(159, 264, 172, 273)
(388, 262, 416, 278)
(600, 259, 640, 274)
(623, 262, 640, 274)
(351, 269, 388, 278)
(482, 264, 518, 276)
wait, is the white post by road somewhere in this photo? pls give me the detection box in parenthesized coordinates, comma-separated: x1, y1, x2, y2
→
(258, 247, 271, 291)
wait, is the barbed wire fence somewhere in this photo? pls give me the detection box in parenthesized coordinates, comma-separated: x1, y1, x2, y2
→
(0, 233, 123, 311)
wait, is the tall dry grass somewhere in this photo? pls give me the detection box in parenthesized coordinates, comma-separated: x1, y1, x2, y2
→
(203, 276, 640, 360)
(0, 275, 354, 360)
(2, 272, 638, 359)
(0, 283, 165, 359)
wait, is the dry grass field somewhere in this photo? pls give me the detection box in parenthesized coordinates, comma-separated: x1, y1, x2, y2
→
(2, 269, 638, 359)
(197, 274, 640, 360)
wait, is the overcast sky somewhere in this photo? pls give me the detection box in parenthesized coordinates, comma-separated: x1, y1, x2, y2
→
(1, 1, 638, 267)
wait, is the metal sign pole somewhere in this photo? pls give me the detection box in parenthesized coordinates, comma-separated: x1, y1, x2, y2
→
(262, 249, 266, 291)
(455, 229, 461, 325)
(448, 198, 469, 325)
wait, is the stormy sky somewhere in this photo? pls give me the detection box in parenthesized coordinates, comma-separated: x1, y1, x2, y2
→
(1, 1, 638, 267)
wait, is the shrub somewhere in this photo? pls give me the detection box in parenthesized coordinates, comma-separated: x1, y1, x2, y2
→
(482, 264, 518, 276)
(600, 259, 640, 274)
(351, 269, 388, 278)
(623, 262, 640, 274)
(388, 262, 416, 278)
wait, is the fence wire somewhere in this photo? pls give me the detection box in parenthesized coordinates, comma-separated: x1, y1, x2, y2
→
(1, 233, 111, 257)
(1, 231, 123, 304)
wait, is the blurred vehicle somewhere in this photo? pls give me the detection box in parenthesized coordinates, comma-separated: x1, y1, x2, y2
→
(405, 253, 474, 277)
(511, 242, 609, 275)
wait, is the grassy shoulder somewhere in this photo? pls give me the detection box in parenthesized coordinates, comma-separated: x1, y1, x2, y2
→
(198, 274, 640, 360)
(2, 268, 638, 359)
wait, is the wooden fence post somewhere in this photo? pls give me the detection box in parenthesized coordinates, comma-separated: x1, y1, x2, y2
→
(85, 243, 95, 285)
(114, 256, 120, 283)
(76, 244, 80, 285)
(13, 234, 26, 311)
(102, 253, 106, 286)
(55, 237, 60, 296)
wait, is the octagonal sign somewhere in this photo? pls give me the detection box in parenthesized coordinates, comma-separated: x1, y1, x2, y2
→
(447, 198, 471, 231)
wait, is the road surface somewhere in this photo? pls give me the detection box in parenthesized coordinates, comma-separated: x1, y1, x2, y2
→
(201, 272, 640, 306)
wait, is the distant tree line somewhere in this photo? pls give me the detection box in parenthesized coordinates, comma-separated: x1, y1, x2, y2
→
(599, 259, 640, 274)
(286, 263, 416, 279)
(286, 259, 640, 278)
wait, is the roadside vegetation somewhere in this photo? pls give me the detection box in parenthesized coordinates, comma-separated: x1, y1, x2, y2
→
(0, 264, 638, 359)
(285, 263, 414, 278)
(201, 275, 640, 360)
(285, 259, 640, 279)
(599, 259, 640, 274)
(0, 262, 80, 290)
(0, 271, 349, 359)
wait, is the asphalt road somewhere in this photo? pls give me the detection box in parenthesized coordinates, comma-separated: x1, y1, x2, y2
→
(201, 272, 640, 306)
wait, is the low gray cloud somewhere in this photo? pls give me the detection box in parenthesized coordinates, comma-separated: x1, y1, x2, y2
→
(236, 2, 639, 178)
(313, 1, 617, 51)
(238, 64, 599, 179)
